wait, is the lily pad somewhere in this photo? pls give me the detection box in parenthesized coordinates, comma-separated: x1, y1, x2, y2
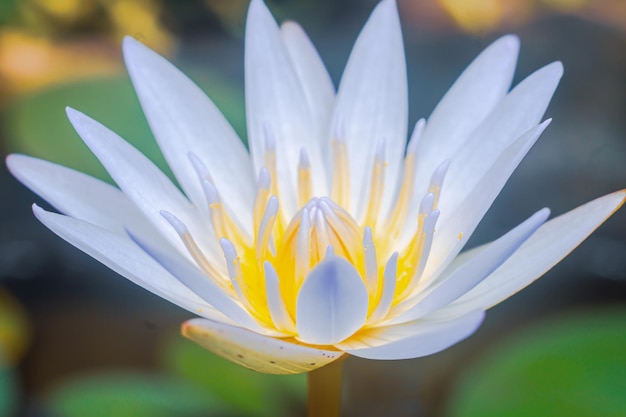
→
(447, 309, 626, 417)
(0, 0, 18, 23)
(4, 69, 245, 184)
(162, 336, 306, 417)
(0, 354, 16, 417)
(46, 372, 230, 417)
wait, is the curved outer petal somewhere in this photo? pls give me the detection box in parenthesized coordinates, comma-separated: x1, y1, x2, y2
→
(419, 121, 550, 280)
(183, 318, 344, 375)
(6, 154, 163, 244)
(65, 108, 223, 267)
(339, 310, 485, 360)
(281, 21, 335, 138)
(438, 62, 563, 214)
(410, 35, 519, 210)
(390, 208, 549, 324)
(129, 227, 273, 335)
(123, 37, 255, 232)
(32, 205, 230, 323)
(441, 190, 626, 315)
(329, 0, 407, 219)
(245, 0, 327, 214)
(296, 257, 369, 345)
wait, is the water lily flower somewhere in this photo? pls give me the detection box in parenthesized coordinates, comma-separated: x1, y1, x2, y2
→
(7, 0, 625, 378)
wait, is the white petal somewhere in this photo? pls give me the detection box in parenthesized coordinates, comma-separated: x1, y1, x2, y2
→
(245, 0, 327, 212)
(6, 154, 162, 242)
(182, 318, 344, 375)
(65, 108, 222, 265)
(368, 252, 398, 323)
(412, 35, 519, 202)
(296, 257, 368, 345)
(446, 190, 626, 314)
(422, 121, 550, 281)
(390, 208, 549, 324)
(340, 310, 485, 360)
(32, 205, 229, 323)
(330, 0, 407, 218)
(439, 62, 563, 213)
(264, 262, 295, 332)
(281, 21, 335, 134)
(128, 226, 272, 334)
(123, 37, 255, 232)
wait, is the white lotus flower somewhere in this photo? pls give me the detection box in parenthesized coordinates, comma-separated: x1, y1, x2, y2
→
(7, 0, 625, 375)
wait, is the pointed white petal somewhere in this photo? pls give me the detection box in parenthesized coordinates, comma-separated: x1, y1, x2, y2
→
(245, 0, 327, 212)
(32, 205, 229, 323)
(6, 154, 166, 245)
(446, 190, 626, 314)
(413, 35, 520, 200)
(65, 108, 222, 265)
(330, 0, 407, 218)
(182, 318, 343, 375)
(264, 262, 295, 332)
(128, 226, 272, 334)
(123, 37, 254, 231)
(340, 310, 485, 360)
(439, 62, 563, 213)
(281, 21, 335, 133)
(296, 257, 369, 345)
(422, 121, 550, 281)
(368, 252, 398, 323)
(390, 208, 549, 324)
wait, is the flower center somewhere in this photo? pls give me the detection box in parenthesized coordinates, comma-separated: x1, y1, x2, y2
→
(163, 123, 449, 336)
(273, 197, 362, 314)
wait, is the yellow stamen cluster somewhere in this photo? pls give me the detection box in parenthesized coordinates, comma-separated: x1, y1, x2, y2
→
(172, 125, 445, 337)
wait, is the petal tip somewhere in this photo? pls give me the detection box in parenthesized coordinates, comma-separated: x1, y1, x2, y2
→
(496, 34, 520, 53)
(5, 154, 34, 184)
(610, 189, 626, 212)
(377, 0, 398, 13)
(122, 34, 155, 69)
(550, 61, 564, 78)
(122, 35, 138, 49)
(247, 0, 272, 22)
(65, 106, 83, 124)
(31, 203, 46, 218)
(371, 0, 400, 25)
(5, 153, 20, 172)
(280, 20, 301, 35)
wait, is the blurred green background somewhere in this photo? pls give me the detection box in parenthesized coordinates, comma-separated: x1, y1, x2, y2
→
(0, 0, 625, 416)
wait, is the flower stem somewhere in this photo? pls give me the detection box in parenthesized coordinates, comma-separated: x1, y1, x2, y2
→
(307, 359, 344, 417)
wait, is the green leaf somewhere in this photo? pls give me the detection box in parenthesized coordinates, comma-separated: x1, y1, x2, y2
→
(447, 309, 626, 417)
(46, 372, 230, 417)
(0, 0, 18, 23)
(162, 336, 306, 417)
(0, 355, 16, 417)
(4, 69, 245, 184)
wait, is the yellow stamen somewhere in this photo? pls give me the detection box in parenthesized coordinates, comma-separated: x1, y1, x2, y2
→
(160, 211, 231, 292)
(222, 239, 272, 325)
(253, 169, 271, 235)
(384, 151, 416, 241)
(331, 138, 350, 209)
(298, 149, 313, 208)
(256, 196, 278, 268)
(363, 141, 386, 229)
(181, 232, 230, 291)
(208, 201, 227, 240)
(394, 212, 426, 301)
